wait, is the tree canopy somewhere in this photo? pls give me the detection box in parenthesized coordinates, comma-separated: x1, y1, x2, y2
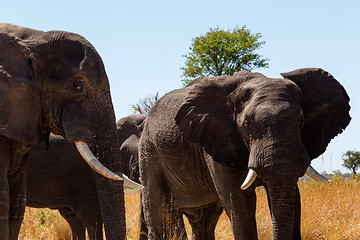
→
(181, 26, 269, 85)
(342, 150, 360, 176)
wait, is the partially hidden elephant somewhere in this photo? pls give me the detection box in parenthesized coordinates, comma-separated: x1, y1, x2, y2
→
(139, 68, 351, 240)
(0, 23, 140, 240)
(26, 114, 146, 240)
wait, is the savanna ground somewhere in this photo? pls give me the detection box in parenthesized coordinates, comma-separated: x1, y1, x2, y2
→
(19, 177, 360, 240)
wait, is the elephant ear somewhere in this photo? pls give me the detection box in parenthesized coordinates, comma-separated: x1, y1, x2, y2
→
(175, 75, 250, 169)
(281, 68, 351, 159)
(0, 33, 42, 144)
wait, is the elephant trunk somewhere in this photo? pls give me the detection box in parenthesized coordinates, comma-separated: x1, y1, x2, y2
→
(94, 174, 125, 239)
(92, 125, 126, 239)
(245, 137, 306, 239)
(265, 174, 298, 240)
(89, 94, 126, 240)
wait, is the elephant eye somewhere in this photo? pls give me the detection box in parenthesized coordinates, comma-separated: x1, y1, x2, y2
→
(299, 116, 304, 128)
(244, 120, 251, 130)
(72, 80, 83, 91)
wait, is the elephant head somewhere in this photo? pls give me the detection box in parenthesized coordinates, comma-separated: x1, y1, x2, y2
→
(117, 114, 146, 183)
(175, 68, 350, 239)
(0, 23, 137, 239)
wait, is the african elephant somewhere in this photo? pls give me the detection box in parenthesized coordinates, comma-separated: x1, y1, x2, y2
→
(0, 23, 140, 240)
(139, 68, 351, 240)
(26, 114, 146, 240)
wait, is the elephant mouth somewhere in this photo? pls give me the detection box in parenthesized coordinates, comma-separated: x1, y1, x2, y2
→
(75, 141, 144, 190)
(240, 165, 330, 190)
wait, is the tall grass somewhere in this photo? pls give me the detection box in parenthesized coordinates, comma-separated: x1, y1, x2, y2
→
(299, 178, 360, 239)
(19, 178, 360, 239)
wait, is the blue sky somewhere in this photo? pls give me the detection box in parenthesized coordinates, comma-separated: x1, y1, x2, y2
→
(3, 0, 360, 173)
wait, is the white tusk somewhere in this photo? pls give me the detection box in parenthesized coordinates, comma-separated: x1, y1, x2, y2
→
(241, 169, 258, 190)
(122, 174, 144, 190)
(75, 141, 123, 181)
(306, 165, 331, 183)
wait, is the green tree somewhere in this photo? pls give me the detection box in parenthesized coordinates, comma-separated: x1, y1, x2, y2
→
(342, 150, 360, 176)
(181, 26, 269, 85)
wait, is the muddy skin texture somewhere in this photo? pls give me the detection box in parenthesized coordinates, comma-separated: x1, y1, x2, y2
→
(139, 68, 350, 240)
(0, 23, 124, 240)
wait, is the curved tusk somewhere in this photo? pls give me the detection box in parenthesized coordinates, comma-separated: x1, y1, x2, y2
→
(241, 169, 258, 190)
(75, 141, 123, 181)
(306, 165, 331, 183)
(122, 174, 144, 190)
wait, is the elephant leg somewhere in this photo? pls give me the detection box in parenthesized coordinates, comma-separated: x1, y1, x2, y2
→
(0, 140, 10, 240)
(8, 173, 26, 240)
(8, 154, 29, 240)
(170, 209, 187, 240)
(138, 193, 149, 240)
(82, 216, 103, 240)
(72, 198, 103, 240)
(293, 185, 301, 240)
(139, 199, 187, 240)
(0, 178, 9, 240)
(205, 161, 257, 240)
(141, 185, 164, 239)
(144, 194, 177, 239)
(265, 184, 301, 240)
(223, 187, 257, 240)
(183, 201, 223, 240)
(142, 177, 180, 240)
(59, 208, 86, 240)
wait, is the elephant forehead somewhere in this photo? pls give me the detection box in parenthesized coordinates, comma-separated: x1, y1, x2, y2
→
(241, 84, 302, 122)
(252, 100, 302, 121)
(241, 77, 300, 94)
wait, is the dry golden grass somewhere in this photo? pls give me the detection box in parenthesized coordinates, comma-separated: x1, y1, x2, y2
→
(126, 193, 141, 240)
(19, 207, 71, 240)
(299, 178, 360, 239)
(19, 178, 360, 239)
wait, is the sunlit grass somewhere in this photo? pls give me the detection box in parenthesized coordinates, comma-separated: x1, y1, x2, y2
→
(19, 178, 360, 239)
(125, 193, 141, 240)
(19, 207, 70, 240)
(299, 178, 360, 239)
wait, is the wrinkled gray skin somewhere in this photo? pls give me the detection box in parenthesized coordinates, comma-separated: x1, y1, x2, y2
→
(26, 114, 146, 240)
(139, 68, 351, 240)
(0, 23, 124, 240)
